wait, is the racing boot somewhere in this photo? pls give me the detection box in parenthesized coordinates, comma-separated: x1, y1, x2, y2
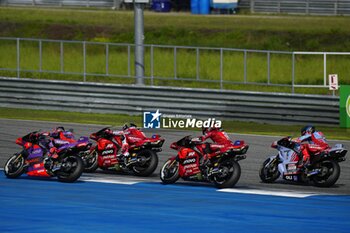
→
(200, 153, 214, 168)
(296, 151, 305, 169)
(123, 152, 137, 166)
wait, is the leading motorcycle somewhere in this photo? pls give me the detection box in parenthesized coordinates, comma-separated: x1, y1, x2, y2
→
(259, 137, 347, 187)
(160, 135, 249, 188)
(4, 131, 84, 182)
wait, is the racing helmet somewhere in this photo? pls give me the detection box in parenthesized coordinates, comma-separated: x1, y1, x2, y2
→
(202, 127, 209, 135)
(301, 125, 315, 136)
(54, 126, 65, 133)
(103, 128, 113, 137)
(122, 124, 129, 131)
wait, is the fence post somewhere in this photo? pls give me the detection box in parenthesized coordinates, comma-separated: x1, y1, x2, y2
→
(105, 43, 109, 75)
(267, 51, 270, 84)
(16, 38, 20, 79)
(87, 0, 90, 7)
(151, 45, 154, 85)
(60, 41, 64, 73)
(292, 52, 295, 93)
(113, 0, 119, 9)
(334, 1, 338, 15)
(250, 0, 255, 13)
(220, 48, 223, 90)
(174, 46, 177, 79)
(128, 45, 131, 77)
(244, 50, 247, 83)
(324, 53, 327, 87)
(39, 40, 42, 73)
(196, 48, 200, 80)
(32, 0, 36, 6)
(83, 41, 86, 82)
(306, 0, 309, 15)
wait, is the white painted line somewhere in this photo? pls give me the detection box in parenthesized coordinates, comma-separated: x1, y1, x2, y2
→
(218, 188, 319, 198)
(80, 174, 157, 185)
(80, 177, 139, 185)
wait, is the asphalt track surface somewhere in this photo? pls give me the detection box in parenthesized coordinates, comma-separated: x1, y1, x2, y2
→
(1, 118, 349, 195)
(1, 119, 350, 233)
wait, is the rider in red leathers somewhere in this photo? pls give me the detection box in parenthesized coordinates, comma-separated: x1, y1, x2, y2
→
(200, 127, 234, 163)
(296, 125, 329, 168)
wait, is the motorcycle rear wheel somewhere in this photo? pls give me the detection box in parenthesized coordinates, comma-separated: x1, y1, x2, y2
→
(312, 160, 340, 187)
(4, 154, 25, 178)
(213, 159, 241, 189)
(132, 149, 158, 177)
(259, 157, 280, 183)
(57, 155, 84, 183)
(160, 159, 180, 184)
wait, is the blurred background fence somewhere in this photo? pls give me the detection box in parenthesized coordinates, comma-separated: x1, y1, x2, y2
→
(0, 37, 349, 94)
(1, 0, 350, 16)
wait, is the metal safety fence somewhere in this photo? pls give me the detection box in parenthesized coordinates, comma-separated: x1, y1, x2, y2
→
(0, 37, 349, 93)
(239, 0, 350, 16)
(0, 77, 340, 125)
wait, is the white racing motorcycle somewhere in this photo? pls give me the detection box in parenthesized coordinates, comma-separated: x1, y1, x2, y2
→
(259, 137, 347, 187)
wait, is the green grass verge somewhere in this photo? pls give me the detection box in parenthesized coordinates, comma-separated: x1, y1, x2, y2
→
(0, 107, 349, 140)
(1, 7, 350, 51)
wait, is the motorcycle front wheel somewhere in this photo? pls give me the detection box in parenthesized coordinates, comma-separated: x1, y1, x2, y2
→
(4, 154, 25, 178)
(57, 155, 84, 183)
(259, 157, 280, 183)
(213, 159, 241, 189)
(312, 160, 340, 187)
(83, 150, 98, 173)
(160, 159, 180, 184)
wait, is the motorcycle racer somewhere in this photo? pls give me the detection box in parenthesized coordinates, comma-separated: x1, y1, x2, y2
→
(50, 126, 76, 144)
(199, 127, 234, 163)
(296, 125, 329, 168)
(112, 128, 131, 162)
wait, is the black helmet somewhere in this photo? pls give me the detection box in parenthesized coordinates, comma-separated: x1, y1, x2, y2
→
(122, 124, 129, 131)
(202, 127, 209, 135)
(301, 125, 315, 136)
(55, 126, 65, 132)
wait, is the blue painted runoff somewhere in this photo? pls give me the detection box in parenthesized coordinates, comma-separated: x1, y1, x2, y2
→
(0, 172, 349, 233)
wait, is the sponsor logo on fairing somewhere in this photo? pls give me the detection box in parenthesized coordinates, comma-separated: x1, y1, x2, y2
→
(102, 150, 114, 155)
(183, 158, 196, 165)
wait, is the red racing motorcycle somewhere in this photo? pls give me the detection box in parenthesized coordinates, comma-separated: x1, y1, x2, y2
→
(89, 126, 164, 176)
(160, 135, 249, 188)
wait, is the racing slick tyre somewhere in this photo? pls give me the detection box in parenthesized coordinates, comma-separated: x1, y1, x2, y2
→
(259, 157, 280, 183)
(83, 150, 98, 173)
(160, 159, 180, 184)
(132, 149, 158, 177)
(213, 159, 241, 189)
(57, 155, 84, 183)
(312, 160, 340, 187)
(4, 154, 25, 178)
